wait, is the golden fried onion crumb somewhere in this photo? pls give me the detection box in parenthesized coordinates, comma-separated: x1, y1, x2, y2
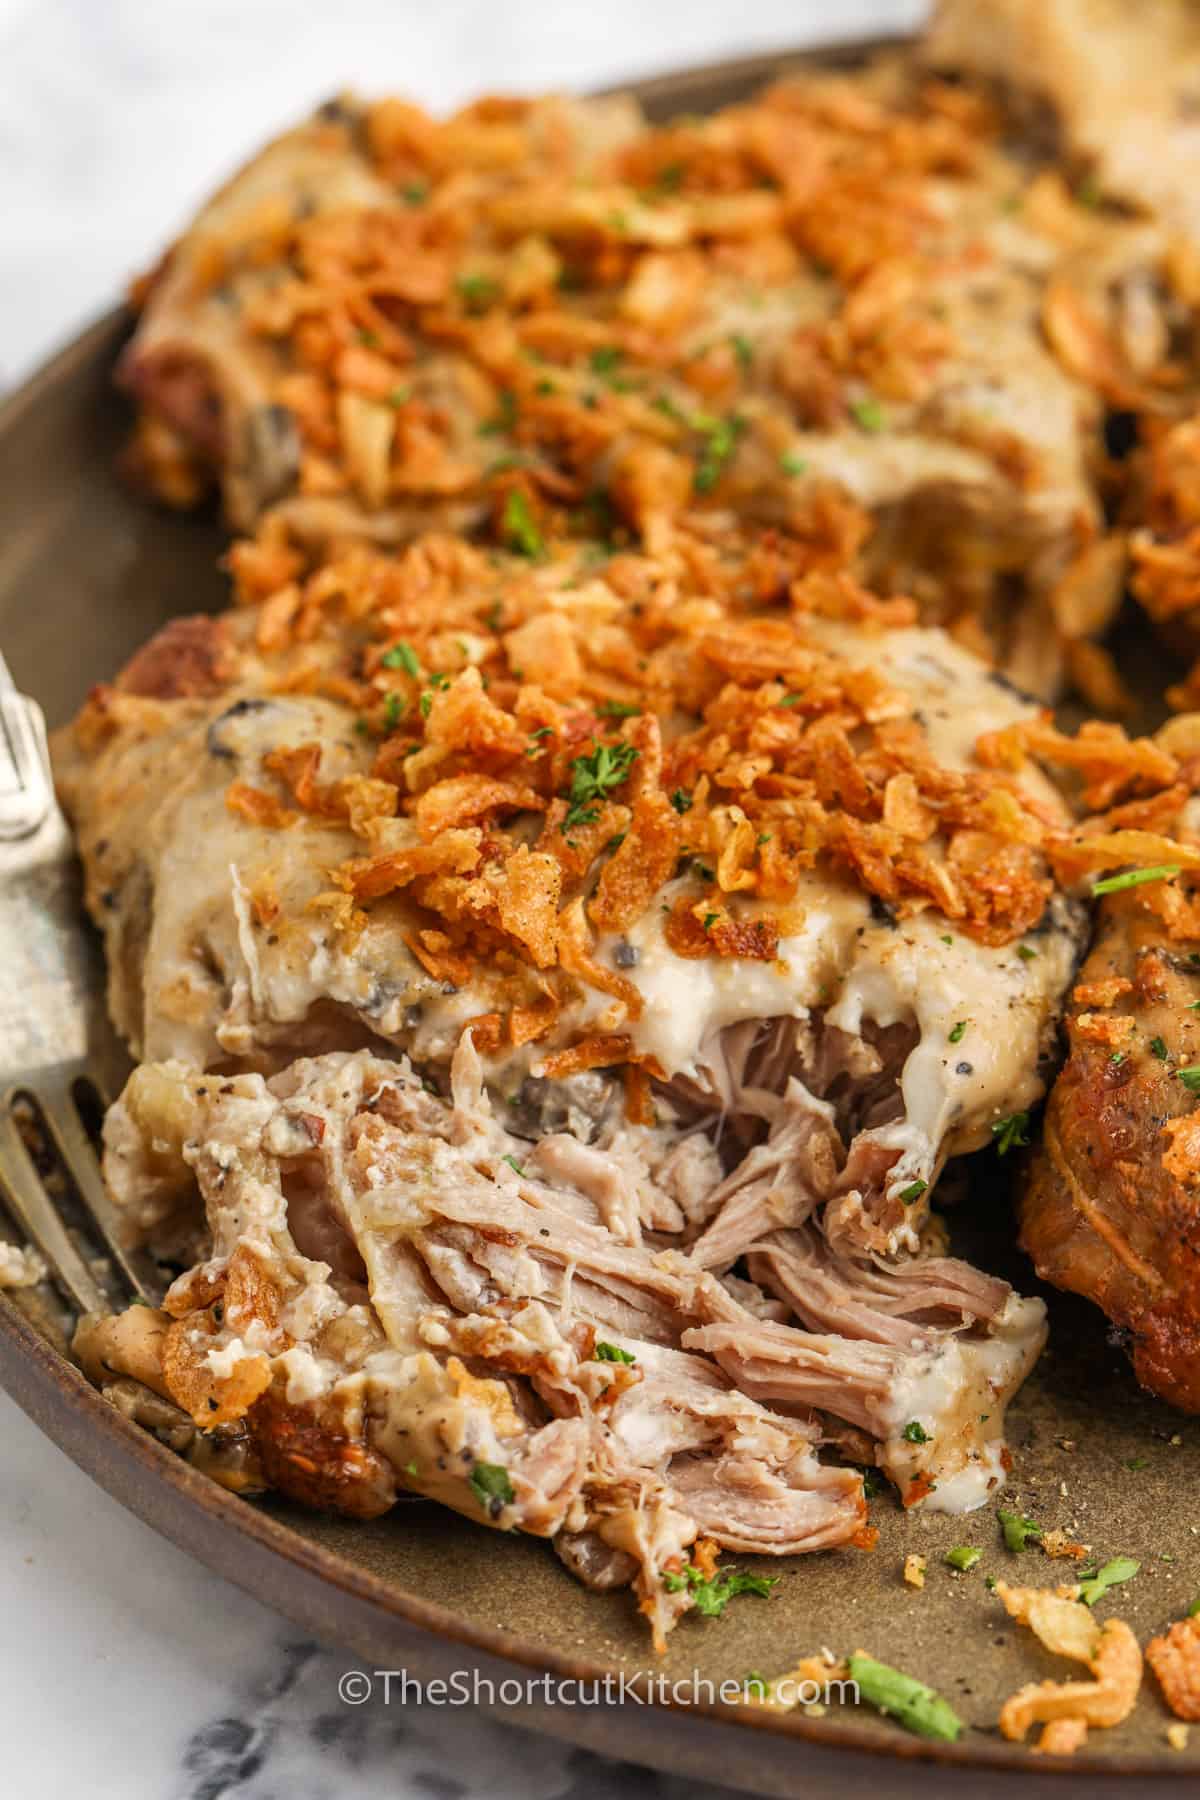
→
(995, 1581, 1143, 1755)
(903, 1553, 927, 1589)
(1147, 1616, 1200, 1722)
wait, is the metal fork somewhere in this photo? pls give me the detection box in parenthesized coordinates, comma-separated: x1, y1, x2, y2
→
(0, 654, 160, 1319)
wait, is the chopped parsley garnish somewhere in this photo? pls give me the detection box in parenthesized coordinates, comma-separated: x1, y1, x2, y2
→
(485, 453, 526, 477)
(501, 489, 544, 558)
(562, 739, 639, 830)
(693, 414, 746, 494)
(456, 272, 501, 312)
(404, 1459, 419, 1476)
(1189, 1596, 1200, 1619)
(851, 395, 887, 433)
(779, 450, 809, 477)
(596, 699, 640, 718)
(1179, 1066, 1200, 1093)
(897, 1179, 928, 1204)
(479, 390, 518, 436)
(1110, 1049, 1128, 1065)
(743, 1672, 768, 1700)
(402, 182, 429, 206)
(948, 1021, 968, 1044)
(945, 1546, 982, 1572)
(1150, 1036, 1170, 1061)
(940, 933, 953, 945)
(501, 1153, 526, 1176)
(1126, 1455, 1149, 1470)
(991, 1111, 1030, 1155)
(703, 912, 720, 932)
(730, 333, 753, 373)
(662, 1562, 778, 1618)
(1016, 943, 1038, 961)
(387, 385, 412, 408)
(589, 345, 623, 375)
(649, 161, 684, 195)
(382, 641, 420, 677)
(526, 726, 554, 755)
(653, 392, 692, 425)
(670, 787, 693, 815)
(383, 692, 403, 730)
(848, 1654, 962, 1743)
(1078, 1557, 1139, 1607)
(999, 1509, 1043, 1552)
(902, 1420, 930, 1445)
(1092, 863, 1181, 896)
(594, 1341, 637, 1365)
(468, 1460, 515, 1512)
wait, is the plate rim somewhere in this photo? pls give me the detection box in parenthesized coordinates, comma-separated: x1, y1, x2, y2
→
(4, 1295, 1184, 1786)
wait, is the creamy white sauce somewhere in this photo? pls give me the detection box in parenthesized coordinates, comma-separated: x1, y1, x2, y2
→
(119, 618, 1081, 1199)
(595, 627, 1082, 1229)
(876, 1293, 1047, 1513)
(613, 867, 873, 1077)
(279, 1344, 330, 1405)
(205, 1336, 257, 1379)
(777, 430, 997, 511)
(829, 898, 1078, 1182)
(0, 1242, 47, 1289)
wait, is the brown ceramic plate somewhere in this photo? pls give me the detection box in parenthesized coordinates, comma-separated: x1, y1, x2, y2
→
(1, 40, 1198, 1797)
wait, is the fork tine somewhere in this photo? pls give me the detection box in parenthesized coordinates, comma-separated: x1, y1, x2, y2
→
(35, 1073, 164, 1306)
(0, 1099, 110, 1317)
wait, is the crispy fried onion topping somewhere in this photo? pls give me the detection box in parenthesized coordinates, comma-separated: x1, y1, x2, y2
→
(995, 1581, 1143, 1755)
(1147, 1617, 1200, 1722)
(184, 520, 1200, 1066)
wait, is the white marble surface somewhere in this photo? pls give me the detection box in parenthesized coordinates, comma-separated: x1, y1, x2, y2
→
(0, 3, 922, 1795)
(0, 1392, 742, 1800)
(1, 0, 923, 385)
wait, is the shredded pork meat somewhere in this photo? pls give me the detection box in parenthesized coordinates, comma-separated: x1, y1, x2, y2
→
(79, 1035, 1056, 1640)
(84, 1042, 880, 1645)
